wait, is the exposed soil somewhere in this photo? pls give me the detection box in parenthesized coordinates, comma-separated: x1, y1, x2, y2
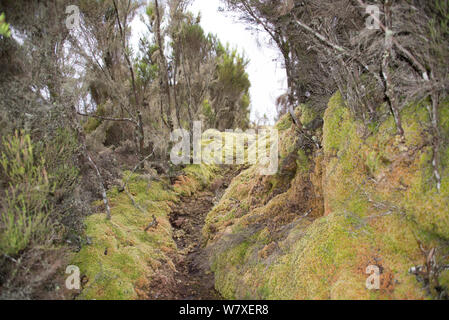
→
(151, 167, 242, 300)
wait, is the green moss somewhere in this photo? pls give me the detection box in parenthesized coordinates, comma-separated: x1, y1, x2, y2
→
(72, 174, 177, 300)
(275, 112, 293, 131)
(205, 90, 448, 300)
(74, 92, 449, 300)
(173, 163, 220, 197)
(439, 98, 449, 135)
(84, 118, 101, 134)
(229, 241, 251, 266)
(211, 201, 426, 299)
(84, 104, 106, 134)
(72, 143, 237, 300)
(296, 149, 309, 173)
(439, 270, 449, 290)
(401, 99, 431, 148)
(323, 92, 355, 156)
(184, 164, 218, 188)
(300, 104, 317, 128)
(278, 129, 297, 160)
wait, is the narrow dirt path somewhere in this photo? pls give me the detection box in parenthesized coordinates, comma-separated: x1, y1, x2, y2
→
(158, 167, 241, 300)
(169, 190, 221, 300)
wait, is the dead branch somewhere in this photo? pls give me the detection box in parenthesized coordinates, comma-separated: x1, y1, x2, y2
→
(154, 0, 174, 131)
(428, 93, 442, 192)
(112, 0, 140, 107)
(85, 151, 111, 220)
(356, 0, 430, 81)
(118, 151, 156, 215)
(144, 214, 158, 232)
(120, 150, 155, 192)
(77, 111, 137, 125)
(382, 0, 404, 136)
(292, 13, 382, 87)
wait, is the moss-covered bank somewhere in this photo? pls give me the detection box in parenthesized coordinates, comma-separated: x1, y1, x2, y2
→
(204, 92, 449, 299)
(71, 166, 220, 300)
(70, 130, 240, 300)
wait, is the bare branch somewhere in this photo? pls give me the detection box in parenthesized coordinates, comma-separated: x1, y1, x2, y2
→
(382, 0, 404, 136)
(112, 0, 140, 107)
(120, 150, 155, 191)
(292, 13, 382, 85)
(144, 215, 158, 232)
(77, 111, 138, 125)
(85, 151, 111, 220)
(356, 0, 429, 81)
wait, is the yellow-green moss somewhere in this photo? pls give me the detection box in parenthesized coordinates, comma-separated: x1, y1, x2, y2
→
(300, 104, 318, 128)
(84, 105, 106, 134)
(72, 174, 178, 300)
(275, 112, 293, 131)
(211, 206, 426, 299)
(323, 91, 354, 156)
(296, 149, 309, 173)
(72, 144, 229, 300)
(278, 127, 297, 160)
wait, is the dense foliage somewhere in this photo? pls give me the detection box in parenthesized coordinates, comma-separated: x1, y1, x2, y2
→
(0, 0, 251, 298)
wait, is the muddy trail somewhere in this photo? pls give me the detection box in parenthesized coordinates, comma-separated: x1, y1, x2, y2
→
(151, 167, 243, 300)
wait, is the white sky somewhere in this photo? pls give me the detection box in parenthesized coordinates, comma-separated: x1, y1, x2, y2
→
(131, 0, 287, 123)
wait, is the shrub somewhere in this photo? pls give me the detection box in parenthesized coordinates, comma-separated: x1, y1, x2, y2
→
(0, 13, 11, 38)
(38, 128, 79, 199)
(0, 131, 53, 256)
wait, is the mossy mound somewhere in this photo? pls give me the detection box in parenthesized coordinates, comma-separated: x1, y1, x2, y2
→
(203, 116, 324, 299)
(70, 131, 239, 300)
(71, 174, 178, 300)
(204, 92, 449, 299)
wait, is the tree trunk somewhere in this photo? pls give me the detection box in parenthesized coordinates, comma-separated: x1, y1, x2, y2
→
(154, 0, 174, 131)
(137, 111, 145, 169)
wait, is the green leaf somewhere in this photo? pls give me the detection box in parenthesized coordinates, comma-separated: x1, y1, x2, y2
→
(0, 13, 11, 37)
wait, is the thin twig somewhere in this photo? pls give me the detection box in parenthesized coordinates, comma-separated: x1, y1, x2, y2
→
(356, 0, 429, 80)
(85, 151, 111, 220)
(381, 0, 404, 136)
(112, 0, 140, 107)
(124, 187, 147, 214)
(292, 13, 382, 85)
(120, 151, 155, 215)
(144, 214, 158, 232)
(358, 0, 441, 190)
(120, 150, 155, 191)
